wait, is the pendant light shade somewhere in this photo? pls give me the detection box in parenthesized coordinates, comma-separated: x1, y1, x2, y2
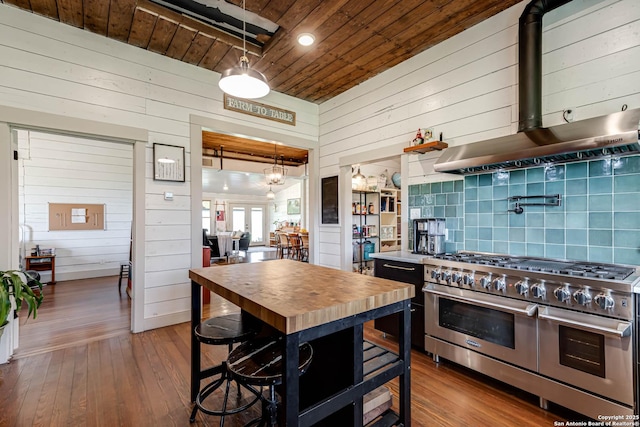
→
(219, 56, 270, 99)
(218, 0, 270, 99)
(266, 186, 275, 199)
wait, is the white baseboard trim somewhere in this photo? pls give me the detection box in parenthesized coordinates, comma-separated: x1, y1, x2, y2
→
(50, 268, 121, 282)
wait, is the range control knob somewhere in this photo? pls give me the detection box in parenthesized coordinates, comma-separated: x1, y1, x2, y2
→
(594, 294, 615, 310)
(493, 276, 506, 292)
(452, 271, 462, 284)
(480, 274, 492, 289)
(441, 270, 452, 283)
(463, 274, 475, 287)
(531, 282, 546, 299)
(515, 279, 529, 296)
(554, 287, 571, 303)
(573, 290, 592, 306)
(431, 268, 441, 280)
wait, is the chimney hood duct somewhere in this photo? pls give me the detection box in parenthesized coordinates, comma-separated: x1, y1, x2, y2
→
(434, 0, 640, 175)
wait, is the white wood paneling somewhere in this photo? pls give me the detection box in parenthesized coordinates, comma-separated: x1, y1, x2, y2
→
(317, 0, 640, 270)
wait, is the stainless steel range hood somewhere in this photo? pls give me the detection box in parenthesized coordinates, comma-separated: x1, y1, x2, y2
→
(433, 0, 640, 175)
(433, 108, 640, 174)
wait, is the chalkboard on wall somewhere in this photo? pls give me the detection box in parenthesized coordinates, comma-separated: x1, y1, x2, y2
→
(321, 176, 339, 224)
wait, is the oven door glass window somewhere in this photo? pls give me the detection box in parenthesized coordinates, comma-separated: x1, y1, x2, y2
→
(558, 325, 605, 378)
(439, 298, 515, 349)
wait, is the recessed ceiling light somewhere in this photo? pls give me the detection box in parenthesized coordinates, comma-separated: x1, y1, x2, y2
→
(297, 33, 315, 46)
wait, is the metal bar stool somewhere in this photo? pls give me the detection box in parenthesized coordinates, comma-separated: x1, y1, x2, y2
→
(190, 313, 262, 425)
(118, 262, 130, 294)
(227, 336, 313, 426)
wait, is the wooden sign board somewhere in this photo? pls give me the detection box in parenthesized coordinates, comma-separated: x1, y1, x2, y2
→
(223, 94, 296, 126)
(49, 203, 105, 231)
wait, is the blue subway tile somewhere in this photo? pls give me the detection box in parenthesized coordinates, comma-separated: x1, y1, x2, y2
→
(446, 193, 460, 205)
(431, 182, 442, 193)
(565, 196, 587, 212)
(465, 175, 478, 188)
(613, 156, 640, 175)
(466, 227, 478, 239)
(465, 187, 478, 201)
(589, 159, 613, 177)
(526, 182, 544, 196)
(493, 214, 508, 228)
(510, 170, 525, 184)
(434, 206, 444, 217)
(566, 212, 588, 229)
(442, 181, 454, 193)
(465, 201, 478, 214)
(425, 194, 435, 205)
(614, 194, 640, 211)
(527, 244, 544, 257)
(479, 213, 493, 227)
(478, 201, 493, 214)
(479, 227, 492, 240)
(479, 173, 492, 187)
(421, 183, 429, 194)
(589, 247, 613, 263)
(454, 180, 464, 192)
(589, 212, 612, 229)
(527, 228, 544, 243)
(545, 165, 565, 181)
(510, 242, 526, 256)
(545, 213, 565, 228)
(614, 248, 640, 265)
(545, 181, 564, 195)
(509, 213, 525, 227)
(409, 185, 419, 196)
(567, 229, 588, 245)
(614, 230, 640, 248)
(493, 241, 509, 254)
(493, 199, 508, 213)
(527, 213, 544, 227)
(465, 240, 479, 251)
(445, 206, 457, 217)
(589, 230, 612, 247)
(436, 194, 447, 205)
(546, 229, 565, 244)
(445, 242, 457, 253)
(493, 171, 509, 186)
(509, 184, 526, 197)
(494, 227, 508, 241)
(614, 212, 640, 229)
(566, 245, 588, 261)
(589, 177, 612, 194)
(527, 167, 544, 182)
(614, 175, 640, 193)
(478, 240, 493, 252)
(509, 228, 525, 242)
(493, 185, 508, 200)
(478, 186, 492, 201)
(546, 244, 565, 259)
(588, 195, 612, 211)
(566, 179, 587, 195)
(455, 231, 465, 242)
(422, 206, 434, 217)
(566, 162, 587, 179)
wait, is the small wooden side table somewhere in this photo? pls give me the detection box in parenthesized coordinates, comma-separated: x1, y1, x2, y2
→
(25, 255, 56, 285)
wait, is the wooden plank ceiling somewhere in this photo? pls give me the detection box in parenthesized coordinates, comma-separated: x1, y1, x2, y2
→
(3, 0, 522, 104)
(202, 131, 308, 165)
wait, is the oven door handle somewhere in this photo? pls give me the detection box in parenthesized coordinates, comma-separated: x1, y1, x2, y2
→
(538, 307, 632, 338)
(424, 287, 537, 317)
(382, 264, 416, 271)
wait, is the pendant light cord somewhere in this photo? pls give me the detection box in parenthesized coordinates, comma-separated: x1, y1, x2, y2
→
(242, 0, 246, 58)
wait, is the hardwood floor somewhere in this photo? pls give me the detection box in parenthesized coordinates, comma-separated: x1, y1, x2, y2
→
(1, 273, 584, 426)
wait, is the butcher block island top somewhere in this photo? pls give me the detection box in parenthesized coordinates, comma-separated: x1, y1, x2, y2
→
(189, 259, 415, 334)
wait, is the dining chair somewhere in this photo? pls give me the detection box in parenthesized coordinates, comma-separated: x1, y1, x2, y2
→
(276, 232, 290, 259)
(288, 234, 302, 260)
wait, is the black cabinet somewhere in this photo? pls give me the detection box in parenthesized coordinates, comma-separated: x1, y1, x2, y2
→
(373, 258, 424, 350)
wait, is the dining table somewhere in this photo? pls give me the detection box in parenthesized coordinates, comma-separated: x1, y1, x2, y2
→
(189, 259, 413, 426)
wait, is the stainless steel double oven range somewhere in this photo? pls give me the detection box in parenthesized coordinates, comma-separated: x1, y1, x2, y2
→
(423, 251, 639, 419)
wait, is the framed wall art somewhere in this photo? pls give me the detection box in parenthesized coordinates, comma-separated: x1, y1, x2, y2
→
(153, 143, 185, 182)
(287, 198, 301, 215)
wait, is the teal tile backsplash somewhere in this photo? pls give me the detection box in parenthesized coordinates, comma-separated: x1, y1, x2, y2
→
(408, 155, 640, 265)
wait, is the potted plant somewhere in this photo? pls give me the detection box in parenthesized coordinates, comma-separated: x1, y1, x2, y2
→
(0, 270, 43, 338)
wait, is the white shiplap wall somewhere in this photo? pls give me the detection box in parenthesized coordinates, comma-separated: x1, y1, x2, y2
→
(317, 0, 640, 270)
(0, 4, 318, 331)
(18, 130, 132, 282)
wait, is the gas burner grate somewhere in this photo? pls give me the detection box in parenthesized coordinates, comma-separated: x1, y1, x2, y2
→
(434, 253, 635, 281)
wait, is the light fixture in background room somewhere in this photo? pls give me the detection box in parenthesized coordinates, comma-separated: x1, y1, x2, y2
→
(266, 186, 275, 199)
(218, 0, 270, 99)
(264, 144, 287, 185)
(297, 33, 315, 46)
(352, 166, 366, 190)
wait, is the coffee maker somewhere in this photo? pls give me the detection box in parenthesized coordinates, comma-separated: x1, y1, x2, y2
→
(412, 218, 446, 255)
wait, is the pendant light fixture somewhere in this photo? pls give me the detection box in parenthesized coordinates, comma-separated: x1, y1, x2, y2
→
(218, 0, 270, 99)
(264, 144, 287, 185)
(266, 186, 275, 199)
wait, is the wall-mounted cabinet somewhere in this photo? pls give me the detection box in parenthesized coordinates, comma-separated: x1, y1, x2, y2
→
(380, 189, 401, 252)
(352, 191, 379, 274)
